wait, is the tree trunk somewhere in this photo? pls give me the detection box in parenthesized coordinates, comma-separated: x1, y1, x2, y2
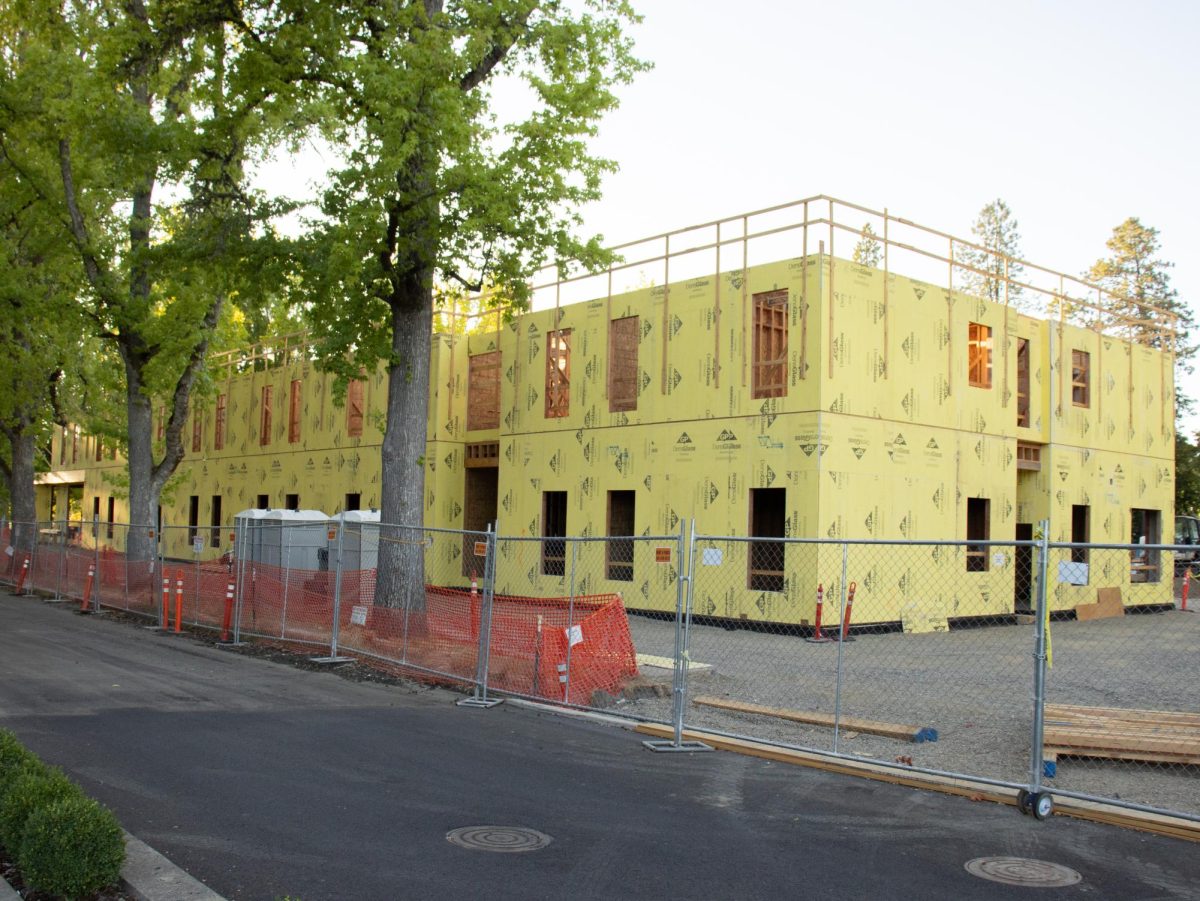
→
(5, 429, 37, 553)
(123, 359, 158, 563)
(374, 281, 433, 610)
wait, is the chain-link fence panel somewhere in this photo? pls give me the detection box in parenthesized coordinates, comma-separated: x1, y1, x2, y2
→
(333, 523, 487, 688)
(486, 535, 674, 719)
(684, 536, 866, 757)
(1041, 542, 1199, 820)
(836, 539, 1039, 787)
(681, 536, 1042, 788)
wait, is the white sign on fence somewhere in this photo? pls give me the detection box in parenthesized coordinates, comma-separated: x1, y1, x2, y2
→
(1057, 560, 1089, 585)
(350, 605, 368, 626)
(702, 547, 723, 566)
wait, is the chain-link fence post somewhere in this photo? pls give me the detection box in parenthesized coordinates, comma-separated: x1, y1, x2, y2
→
(92, 514, 101, 612)
(1022, 518, 1054, 819)
(280, 525, 292, 639)
(313, 521, 352, 664)
(645, 519, 711, 752)
(55, 518, 66, 600)
(832, 539, 849, 754)
(458, 525, 502, 708)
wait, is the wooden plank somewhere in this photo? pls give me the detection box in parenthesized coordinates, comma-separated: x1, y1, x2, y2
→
(692, 696, 937, 743)
(633, 723, 1200, 843)
(1044, 728, 1200, 759)
(1047, 704, 1200, 727)
(1046, 746, 1200, 767)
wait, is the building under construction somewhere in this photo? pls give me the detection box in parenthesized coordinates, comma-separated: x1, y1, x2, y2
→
(36, 197, 1179, 626)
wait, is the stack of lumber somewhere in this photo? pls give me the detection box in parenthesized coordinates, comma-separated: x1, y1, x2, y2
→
(1044, 704, 1200, 770)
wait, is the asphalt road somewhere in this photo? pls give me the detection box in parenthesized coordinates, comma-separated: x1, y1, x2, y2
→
(1, 593, 1197, 901)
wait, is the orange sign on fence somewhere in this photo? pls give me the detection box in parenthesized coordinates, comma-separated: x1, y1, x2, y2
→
(474, 542, 488, 557)
(655, 547, 672, 564)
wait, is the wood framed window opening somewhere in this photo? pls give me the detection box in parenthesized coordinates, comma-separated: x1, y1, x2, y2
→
(545, 330, 571, 418)
(106, 497, 115, 540)
(606, 490, 635, 582)
(966, 497, 990, 572)
(214, 394, 227, 450)
(288, 379, 302, 444)
(285, 493, 299, 511)
(192, 411, 203, 453)
(968, 322, 992, 389)
(1070, 504, 1089, 566)
(187, 495, 200, 544)
(1071, 350, 1090, 407)
(1130, 508, 1161, 583)
(608, 316, 639, 413)
(1016, 338, 1030, 427)
(467, 352, 501, 431)
(752, 290, 788, 399)
(259, 385, 273, 446)
(541, 491, 568, 576)
(347, 379, 365, 438)
(210, 495, 222, 548)
(748, 487, 786, 591)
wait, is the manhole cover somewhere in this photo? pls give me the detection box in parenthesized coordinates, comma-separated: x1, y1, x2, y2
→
(965, 857, 1082, 887)
(446, 826, 552, 853)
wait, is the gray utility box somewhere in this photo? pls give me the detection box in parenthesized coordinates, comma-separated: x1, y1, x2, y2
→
(328, 509, 380, 572)
(233, 509, 272, 565)
(236, 509, 330, 571)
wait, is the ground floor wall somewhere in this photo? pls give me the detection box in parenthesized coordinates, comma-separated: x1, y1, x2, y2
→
(31, 409, 1174, 627)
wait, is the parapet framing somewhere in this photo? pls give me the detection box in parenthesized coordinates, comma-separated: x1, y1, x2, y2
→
(38, 196, 1179, 627)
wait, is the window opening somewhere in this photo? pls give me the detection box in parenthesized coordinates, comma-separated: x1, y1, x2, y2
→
(752, 290, 788, 399)
(749, 487, 786, 591)
(542, 491, 568, 575)
(607, 491, 635, 582)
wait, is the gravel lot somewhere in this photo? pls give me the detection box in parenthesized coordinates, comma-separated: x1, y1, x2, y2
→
(620, 606, 1200, 818)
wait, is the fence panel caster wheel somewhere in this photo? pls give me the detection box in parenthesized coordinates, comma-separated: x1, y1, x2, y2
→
(1017, 789, 1032, 815)
(1032, 792, 1054, 820)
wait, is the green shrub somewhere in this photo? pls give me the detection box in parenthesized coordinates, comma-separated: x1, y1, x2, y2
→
(0, 730, 42, 796)
(0, 768, 77, 852)
(18, 795, 125, 900)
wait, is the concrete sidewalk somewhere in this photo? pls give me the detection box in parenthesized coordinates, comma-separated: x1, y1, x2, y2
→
(1, 593, 1197, 900)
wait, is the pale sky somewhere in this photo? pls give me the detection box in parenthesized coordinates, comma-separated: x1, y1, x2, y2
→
(260, 0, 1200, 431)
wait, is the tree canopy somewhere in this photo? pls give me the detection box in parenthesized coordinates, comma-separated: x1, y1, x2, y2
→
(294, 0, 646, 608)
(1086, 217, 1190, 354)
(957, 199, 1025, 309)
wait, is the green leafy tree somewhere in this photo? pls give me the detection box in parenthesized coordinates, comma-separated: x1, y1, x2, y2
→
(956, 199, 1025, 308)
(298, 0, 647, 609)
(1175, 432, 1200, 517)
(0, 1, 302, 560)
(1086, 217, 1190, 353)
(852, 222, 881, 268)
(0, 87, 90, 550)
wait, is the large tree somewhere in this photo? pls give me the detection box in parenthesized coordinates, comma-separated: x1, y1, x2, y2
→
(1086, 217, 1190, 351)
(957, 199, 1025, 308)
(0, 1, 301, 560)
(298, 1, 645, 609)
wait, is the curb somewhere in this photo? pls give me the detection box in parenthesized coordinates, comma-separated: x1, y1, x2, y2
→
(0, 874, 18, 901)
(121, 831, 227, 901)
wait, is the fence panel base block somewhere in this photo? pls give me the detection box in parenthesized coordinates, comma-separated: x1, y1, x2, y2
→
(642, 739, 714, 753)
